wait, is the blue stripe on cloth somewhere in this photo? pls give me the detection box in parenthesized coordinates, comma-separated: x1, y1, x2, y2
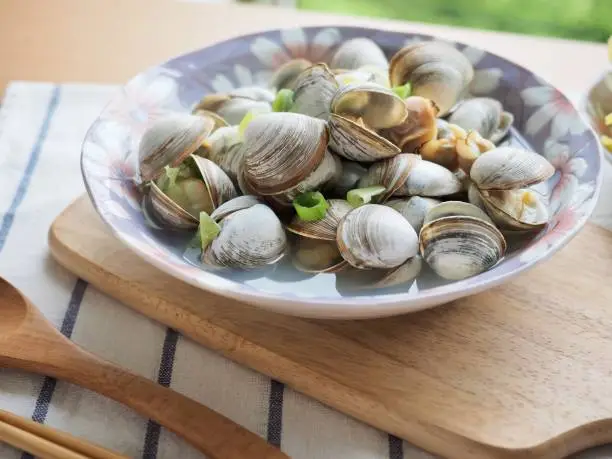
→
(389, 434, 404, 459)
(142, 329, 180, 459)
(20, 279, 88, 459)
(267, 380, 284, 447)
(0, 85, 61, 252)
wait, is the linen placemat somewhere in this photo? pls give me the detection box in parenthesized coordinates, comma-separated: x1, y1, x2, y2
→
(0, 81, 611, 459)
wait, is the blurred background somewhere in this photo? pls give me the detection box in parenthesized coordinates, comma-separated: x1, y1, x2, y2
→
(238, 0, 611, 42)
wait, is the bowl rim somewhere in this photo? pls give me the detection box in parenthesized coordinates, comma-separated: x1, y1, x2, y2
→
(81, 24, 605, 318)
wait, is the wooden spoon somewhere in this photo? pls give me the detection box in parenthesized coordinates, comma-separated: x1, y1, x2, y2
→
(0, 276, 289, 459)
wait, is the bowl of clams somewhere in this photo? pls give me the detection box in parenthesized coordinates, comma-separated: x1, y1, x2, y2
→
(82, 26, 603, 319)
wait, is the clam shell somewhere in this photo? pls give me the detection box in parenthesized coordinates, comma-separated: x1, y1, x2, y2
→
(394, 156, 463, 197)
(197, 125, 244, 184)
(423, 201, 493, 225)
(331, 83, 407, 129)
(467, 182, 488, 212)
(286, 199, 353, 241)
(448, 97, 513, 144)
(276, 150, 340, 203)
(192, 109, 228, 131)
(470, 147, 555, 190)
(478, 188, 550, 231)
(358, 153, 419, 202)
(380, 96, 439, 152)
(218, 98, 272, 126)
(336, 204, 419, 269)
(419, 216, 506, 280)
(138, 114, 214, 183)
(270, 58, 312, 90)
(330, 38, 389, 70)
(202, 204, 287, 269)
(292, 237, 348, 273)
(328, 114, 400, 163)
(243, 112, 328, 195)
(290, 63, 339, 121)
(386, 196, 441, 233)
(146, 181, 198, 230)
(210, 195, 263, 222)
(389, 42, 474, 116)
(191, 155, 238, 210)
(194, 90, 273, 126)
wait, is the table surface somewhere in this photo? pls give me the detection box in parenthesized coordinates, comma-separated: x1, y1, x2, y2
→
(0, 0, 608, 97)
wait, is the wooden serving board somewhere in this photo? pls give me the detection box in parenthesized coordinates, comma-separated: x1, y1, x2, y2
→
(49, 195, 612, 459)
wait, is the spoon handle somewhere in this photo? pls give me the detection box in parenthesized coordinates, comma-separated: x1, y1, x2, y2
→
(36, 343, 288, 459)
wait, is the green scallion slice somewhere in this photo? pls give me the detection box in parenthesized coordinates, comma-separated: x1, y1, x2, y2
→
(198, 211, 221, 250)
(347, 186, 386, 207)
(392, 83, 411, 100)
(293, 191, 329, 222)
(272, 89, 294, 112)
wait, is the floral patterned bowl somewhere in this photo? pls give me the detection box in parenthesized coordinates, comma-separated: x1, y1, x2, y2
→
(81, 26, 603, 319)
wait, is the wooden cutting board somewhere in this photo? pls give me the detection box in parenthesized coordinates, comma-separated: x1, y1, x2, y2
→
(49, 195, 612, 459)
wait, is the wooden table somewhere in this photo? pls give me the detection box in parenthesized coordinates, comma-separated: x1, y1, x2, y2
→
(0, 0, 607, 97)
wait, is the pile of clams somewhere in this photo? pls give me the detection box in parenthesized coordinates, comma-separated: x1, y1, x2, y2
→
(136, 38, 555, 287)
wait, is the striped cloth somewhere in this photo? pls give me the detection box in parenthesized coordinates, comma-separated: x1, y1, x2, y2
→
(0, 82, 611, 459)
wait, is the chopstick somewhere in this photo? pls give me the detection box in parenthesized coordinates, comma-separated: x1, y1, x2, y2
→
(0, 409, 128, 459)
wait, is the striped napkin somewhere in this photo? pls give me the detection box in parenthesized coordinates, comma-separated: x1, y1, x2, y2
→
(0, 82, 611, 459)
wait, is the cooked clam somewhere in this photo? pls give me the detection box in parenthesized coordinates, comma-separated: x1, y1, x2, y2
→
(290, 63, 339, 120)
(331, 82, 407, 130)
(334, 66, 390, 88)
(456, 130, 495, 174)
(328, 114, 401, 162)
(138, 114, 215, 183)
(418, 120, 468, 170)
(389, 41, 474, 116)
(475, 187, 550, 231)
(420, 216, 506, 280)
(210, 195, 263, 222)
(324, 159, 368, 197)
(193, 87, 274, 126)
(380, 96, 439, 152)
(470, 147, 555, 190)
(448, 97, 514, 144)
(330, 37, 389, 70)
(286, 199, 353, 241)
(147, 155, 237, 230)
(202, 204, 287, 269)
(359, 153, 463, 201)
(197, 125, 244, 185)
(386, 196, 440, 233)
(292, 237, 348, 273)
(242, 112, 328, 195)
(335, 255, 422, 290)
(336, 204, 419, 269)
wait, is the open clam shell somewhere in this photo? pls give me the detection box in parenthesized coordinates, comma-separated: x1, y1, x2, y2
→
(448, 97, 514, 144)
(380, 96, 439, 153)
(476, 188, 550, 231)
(331, 82, 407, 130)
(242, 112, 328, 195)
(330, 37, 389, 70)
(470, 146, 555, 190)
(202, 204, 287, 269)
(328, 114, 401, 162)
(389, 42, 474, 116)
(193, 88, 273, 126)
(138, 114, 215, 183)
(334, 66, 390, 88)
(336, 204, 419, 269)
(290, 63, 339, 120)
(286, 199, 353, 241)
(197, 125, 244, 185)
(420, 215, 506, 280)
(292, 237, 348, 274)
(192, 109, 228, 131)
(386, 196, 441, 233)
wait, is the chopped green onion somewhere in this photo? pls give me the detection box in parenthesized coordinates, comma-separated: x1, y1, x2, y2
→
(198, 211, 221, 250)
(392, 83, 411, 99)
(272, 89, 294, 112)
(347, 186, 386, 207)
(293, 191, 329, 221)
(239, 111, 257, 137)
